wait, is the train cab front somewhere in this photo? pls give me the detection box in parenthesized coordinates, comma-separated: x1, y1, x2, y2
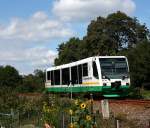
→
(101, 76, 130, 98)
(99, 57, 130, 98)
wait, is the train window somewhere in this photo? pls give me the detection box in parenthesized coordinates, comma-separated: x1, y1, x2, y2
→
(83, 63, 88, 76)
(50, 71, 54, 85)
(47, 71, 50, 80)
(78, 65, 82, 84)
(54, 70, 60, 85)
(93, 61, 99, 79)
(71, 66, 78, 84)
(62, 68, 70, 85)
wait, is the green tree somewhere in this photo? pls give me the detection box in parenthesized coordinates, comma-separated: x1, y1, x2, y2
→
(34, 69, 45, 91)
(82, 11, 149, 57)
(0, 65, 22, 88)
(17, 69, 45, 92)
(55, 12, 149, 64)
(127, 41, 150, 87)
(55, 37, 82, 66)
(20, 74, 36, 92)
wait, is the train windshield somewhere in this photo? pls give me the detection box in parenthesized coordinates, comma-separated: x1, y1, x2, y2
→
(99, 58, 128, 79)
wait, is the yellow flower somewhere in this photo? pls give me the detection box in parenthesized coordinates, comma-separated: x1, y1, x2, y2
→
(74, 99, 79, 105)
(47, 108, 51, 113)
(43, 101, 47, 105)
(69, 109, 73, 115)
(74, 110, 80, 114)
(43, 106, 47, 113)
(68, 123, 74, 128)
(86, 115, 92, 121)
(92, 124, 97, 128)
(89, 99, 93, 103)
(80, 103, 86, 109)
(74, 122, 78, 125)
(86, 99, 93, 105)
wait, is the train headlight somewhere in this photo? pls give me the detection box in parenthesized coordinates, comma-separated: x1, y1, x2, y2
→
(102, 75, 106, 79)
(103, 83, 107, 86)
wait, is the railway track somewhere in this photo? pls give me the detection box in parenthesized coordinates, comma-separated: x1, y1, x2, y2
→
(93, 99, 150, 106)
(109, 99, 150, 104)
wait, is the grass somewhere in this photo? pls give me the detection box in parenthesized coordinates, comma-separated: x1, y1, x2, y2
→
(20, 124, 35, 128)
(141, 90, 150, 99)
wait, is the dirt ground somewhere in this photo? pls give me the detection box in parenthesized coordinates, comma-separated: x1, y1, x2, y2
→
(93, 100, 150, 128)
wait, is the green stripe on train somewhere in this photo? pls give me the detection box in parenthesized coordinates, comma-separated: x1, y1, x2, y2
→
(45, 85, 129, 97)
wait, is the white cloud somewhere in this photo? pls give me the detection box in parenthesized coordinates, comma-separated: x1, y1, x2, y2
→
(0, 11, 75, 74)
(52, 0, 136, 22)
(0, 47, 57, 74)
(0, 47, 57, 66)
(0, 11, 73, 41)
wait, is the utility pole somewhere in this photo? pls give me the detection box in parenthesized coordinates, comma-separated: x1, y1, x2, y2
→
(90, 93, 93, 114)
(62, 111, 65, 128)
(70, 81, 73, 125)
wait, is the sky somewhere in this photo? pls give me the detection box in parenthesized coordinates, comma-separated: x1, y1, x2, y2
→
(0, 0, 149, 74)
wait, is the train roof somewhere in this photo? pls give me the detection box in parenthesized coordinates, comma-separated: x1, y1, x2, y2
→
(46, 56, 127, 71)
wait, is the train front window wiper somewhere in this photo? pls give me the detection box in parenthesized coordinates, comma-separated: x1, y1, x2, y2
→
(122, 74, 129, 80)
(102, 72, 110, 81)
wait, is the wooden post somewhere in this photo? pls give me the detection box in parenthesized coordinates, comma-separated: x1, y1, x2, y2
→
(116, 120, 120, 128)
(101, 99, 109, 119)
(148, 120, 150, 128)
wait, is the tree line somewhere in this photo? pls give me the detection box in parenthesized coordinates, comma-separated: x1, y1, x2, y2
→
(55, 11, 150, 89)
(0, 65, 45, 92)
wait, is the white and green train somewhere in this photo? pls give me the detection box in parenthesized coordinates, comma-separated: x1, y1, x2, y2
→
(45, 56, 130, 97)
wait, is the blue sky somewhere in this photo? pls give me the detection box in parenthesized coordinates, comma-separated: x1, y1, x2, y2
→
(0, 0, 149, 74)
